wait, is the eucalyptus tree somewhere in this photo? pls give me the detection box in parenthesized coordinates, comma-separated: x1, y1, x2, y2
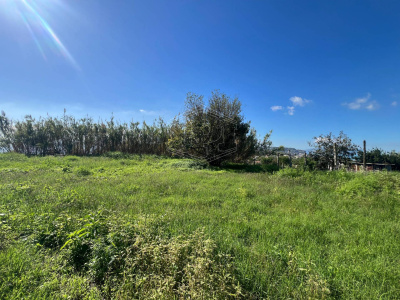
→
(0, 111, 15, 152)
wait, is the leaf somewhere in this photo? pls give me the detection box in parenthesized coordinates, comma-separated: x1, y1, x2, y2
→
(60, 239, 72, 250)
(76, 228, 87, 235)
(78, 232, 88, 238)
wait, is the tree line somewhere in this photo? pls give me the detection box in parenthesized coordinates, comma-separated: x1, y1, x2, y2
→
(305, 131, 400, 170)
(0, 110, 171, 157)
(1, 91, 399, 169)
(0, 91, 267, 165)
(356, 148, 400, 169)
(258, 131, 400, 171)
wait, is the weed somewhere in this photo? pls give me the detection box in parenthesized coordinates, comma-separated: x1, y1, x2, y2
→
(1, 154, 399, 299)
(76, 167, 92, 176)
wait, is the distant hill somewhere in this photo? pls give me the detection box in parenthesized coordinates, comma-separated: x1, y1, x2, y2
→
(271, 147, 308, 155)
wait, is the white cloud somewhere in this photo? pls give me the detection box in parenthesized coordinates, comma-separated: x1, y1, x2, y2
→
(289, 96, 310, 107)
(287, 106, 295, 116)
(139, 109, 158, 115)
(271, 96, 310, 116)
(366, 101, 379, 111)
(391, 101, 398, 107)
(343, 93, 379, 111)
(270, 105, 283, 112)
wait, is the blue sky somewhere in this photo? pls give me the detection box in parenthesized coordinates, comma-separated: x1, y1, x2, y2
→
(1, 0, 399, 151)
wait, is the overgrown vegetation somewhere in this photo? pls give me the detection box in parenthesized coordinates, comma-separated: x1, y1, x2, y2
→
(168, 91, 260, 166)
(308, 131, 359, 170)
(356, 147, 400, 170)
(0, 110, 171, 156)
(0, 91, 265, 167)
(1, 153, 399, 299)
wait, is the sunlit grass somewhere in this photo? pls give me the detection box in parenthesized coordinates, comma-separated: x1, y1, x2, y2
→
(0, 153, 399, 299)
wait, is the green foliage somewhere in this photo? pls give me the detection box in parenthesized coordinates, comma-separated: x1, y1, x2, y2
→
(76, 167, 92, 176)
(357, 147, 400, 170)
(309, 131, 359, 170)
(337, 171, 400, 197)
(3, 210, 244, 299)
(168, 91, 258, 166)
(262, 163, 279, 173)
(118, 228, 243, 299)
(170, 159, 208, 170)
(261, 156, 274, 165)
(255, 130, 273, 156)
(1, 154, 400, 299)
(276, 167, 305, 178)
(103, 151, 133, 159)
(0, 111, 171, 157)
(0, 111, 14, 152)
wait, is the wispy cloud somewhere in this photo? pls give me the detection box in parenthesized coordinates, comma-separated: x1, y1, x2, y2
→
(271, 95, 311, 116)
(343, 93, 380, 111)
(287, 106, 295, 116)
(391, 101, 398, 107)
(270, 105, 283, 112)
(289, 96, 311, 107)
(139, 109, 158, 116)
(366, 102, 379, 111)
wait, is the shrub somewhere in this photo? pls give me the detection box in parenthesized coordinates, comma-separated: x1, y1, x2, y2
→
(262, 164, 279, 173)
(276, 168, 304, 178)
(103, 152, 131, 159)
(76, 167, 92, 176)
(51, 212, 245, 299)
(337, 172, 400, 197)
(261, 157, 275, 165)
(170, 159, 208, 170)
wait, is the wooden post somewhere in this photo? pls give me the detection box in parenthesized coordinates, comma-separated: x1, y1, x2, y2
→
(304, 152, 307, 168)
(333, 143, 337, 170)
(277, 153, 280, 170)
(363, 140, 366, 171)
(289, 150, 292, 168)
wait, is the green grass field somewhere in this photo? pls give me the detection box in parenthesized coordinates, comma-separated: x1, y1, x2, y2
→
(0, 153, 399, 299)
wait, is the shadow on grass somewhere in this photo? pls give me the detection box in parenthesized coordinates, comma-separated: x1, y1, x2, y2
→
(218, 162, 279, 173)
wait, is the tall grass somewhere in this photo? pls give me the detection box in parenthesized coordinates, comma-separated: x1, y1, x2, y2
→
(0, 153, 399, 299)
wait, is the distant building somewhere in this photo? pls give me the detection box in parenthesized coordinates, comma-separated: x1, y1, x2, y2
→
(349, 161, 394, 171)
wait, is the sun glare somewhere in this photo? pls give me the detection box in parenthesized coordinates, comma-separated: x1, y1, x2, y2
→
(0, 0, 80, 70)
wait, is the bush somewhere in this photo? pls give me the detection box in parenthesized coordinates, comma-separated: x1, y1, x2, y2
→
(337, 172, 400, 197)
(103, 152, 131, 159)
(262, 164, 279, 173)
(170, 159, 208, 170)
(276, 168, 304, 178)
(76, 167, 92, 176)
(38, 212, 246, 299)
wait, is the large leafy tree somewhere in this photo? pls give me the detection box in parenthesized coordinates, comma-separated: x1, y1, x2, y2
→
(168, 91, 257, 166)
(308, 131, 359, 170)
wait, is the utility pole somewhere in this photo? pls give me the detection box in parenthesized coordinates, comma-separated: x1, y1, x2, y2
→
(363, 140, 366, 170)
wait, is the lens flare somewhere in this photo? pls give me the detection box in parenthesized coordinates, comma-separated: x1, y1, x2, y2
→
(3, 0, 81, 70)
(18, 9, 47, 60)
